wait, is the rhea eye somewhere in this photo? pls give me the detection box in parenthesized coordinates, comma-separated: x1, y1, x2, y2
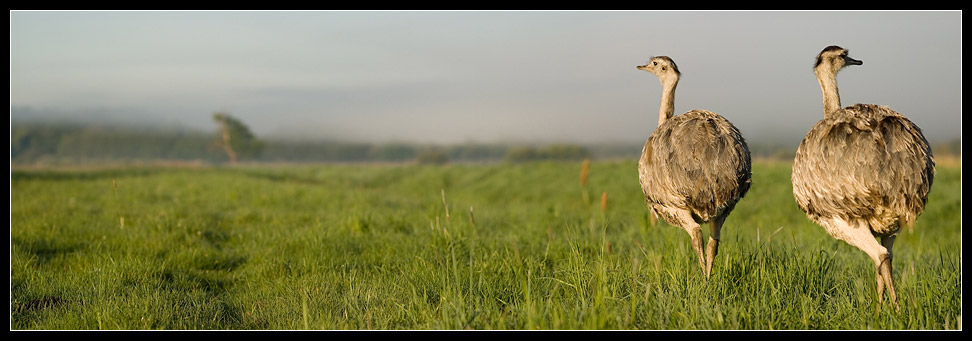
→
(653, 61, 657, 66)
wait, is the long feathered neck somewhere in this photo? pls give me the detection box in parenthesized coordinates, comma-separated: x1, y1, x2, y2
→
(657, 75, 678, 127)
(815, 67, 841, 118)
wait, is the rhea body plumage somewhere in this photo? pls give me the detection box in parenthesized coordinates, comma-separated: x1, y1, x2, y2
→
(637, 56, 752, 278)
(791, 46, 935, 306)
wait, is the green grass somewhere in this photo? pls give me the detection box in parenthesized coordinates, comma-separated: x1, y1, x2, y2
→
(9, 160, 962, 330)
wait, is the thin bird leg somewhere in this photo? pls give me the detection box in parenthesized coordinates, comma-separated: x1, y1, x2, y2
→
(687, 225, 706, 277)
(705, 216, 726, 278)
(879, 235, 899, 308)
(822, 218, 894, 307)
(875, 260, 885, 303)
(663, 207, 708, 277)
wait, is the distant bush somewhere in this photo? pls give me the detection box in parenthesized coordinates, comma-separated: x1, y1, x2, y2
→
(504, 146, 541, 163)
(368, 143, 417, 162)
(540, 144, 591, 161)
(416, 149, 449, 165)
(505, 144, 591, 163)
(932, 138, 961, 159)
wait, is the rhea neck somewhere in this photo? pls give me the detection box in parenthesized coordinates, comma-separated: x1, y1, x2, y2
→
(815, 66, 842, 118)
(656, 73, 679, 127)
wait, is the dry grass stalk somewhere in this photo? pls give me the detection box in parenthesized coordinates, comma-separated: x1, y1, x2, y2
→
(441, 188, 450, 221)
(579, 159, 590, 187)
(580, 159, 591, 206)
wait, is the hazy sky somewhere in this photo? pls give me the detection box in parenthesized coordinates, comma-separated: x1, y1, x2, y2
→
(9, 10, 962, 145)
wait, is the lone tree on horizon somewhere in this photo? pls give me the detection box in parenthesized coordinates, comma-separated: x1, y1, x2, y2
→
(213, 112, 265, 164)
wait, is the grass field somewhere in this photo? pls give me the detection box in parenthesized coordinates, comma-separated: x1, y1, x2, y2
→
(9, 160, 962, 330)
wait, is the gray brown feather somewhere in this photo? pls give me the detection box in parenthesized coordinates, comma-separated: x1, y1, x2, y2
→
(639, 110, 752, 226)
(792, 104, 935, 235)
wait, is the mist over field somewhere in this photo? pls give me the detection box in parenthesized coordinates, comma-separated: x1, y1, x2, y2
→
(10, 11, 962, 151)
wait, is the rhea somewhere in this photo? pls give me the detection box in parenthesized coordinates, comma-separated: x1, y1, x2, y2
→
(637, 56, 752, 278)
(791, 46, 935, 306)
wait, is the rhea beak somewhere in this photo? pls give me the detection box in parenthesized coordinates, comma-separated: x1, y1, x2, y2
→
(844, 56, 863, 66)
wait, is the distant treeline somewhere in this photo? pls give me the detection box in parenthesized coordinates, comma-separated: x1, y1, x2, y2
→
(10, 123, 961, 166)
(9, 123, 539, 165)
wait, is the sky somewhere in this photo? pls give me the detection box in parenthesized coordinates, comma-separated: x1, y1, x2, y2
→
(9, 10, 963, 146)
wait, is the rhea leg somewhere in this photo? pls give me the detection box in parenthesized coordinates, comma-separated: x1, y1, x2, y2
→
(654, 206, 706, 276)
(820, 218, 895, 305)
(705, 215, 727, 278)
(688, 224, 706, 276)
(877, 235, 898, 306)
(653, 205, 706, 274)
